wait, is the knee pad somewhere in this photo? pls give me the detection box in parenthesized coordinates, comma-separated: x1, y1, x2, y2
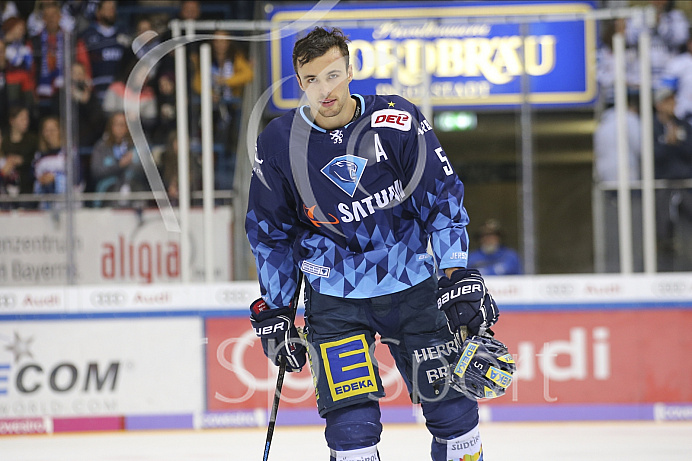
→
(324, 401, 382, 452)
(422, 395, 478, 438)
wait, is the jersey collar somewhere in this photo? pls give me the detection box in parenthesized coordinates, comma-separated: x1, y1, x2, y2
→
(299, 94, 366, 133)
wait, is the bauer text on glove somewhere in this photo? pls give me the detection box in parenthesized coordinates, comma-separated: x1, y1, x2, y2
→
(437, 268, 499, 338)
(250, 298, 306, 372)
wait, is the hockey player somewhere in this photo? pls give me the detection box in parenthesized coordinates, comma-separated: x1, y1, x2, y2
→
(246, 27, 504, 461)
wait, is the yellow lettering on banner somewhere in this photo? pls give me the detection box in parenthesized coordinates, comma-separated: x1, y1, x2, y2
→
(462, 38, 487, 78)
(525, 35, 556, 75)
(494, 36, 524, 82)
(351, 39, 376, 80)
(435, 39, 464, 77)
(349, 35, 557, 86)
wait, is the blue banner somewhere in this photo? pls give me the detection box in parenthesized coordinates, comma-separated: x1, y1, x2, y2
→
(267, 1, 597, 110)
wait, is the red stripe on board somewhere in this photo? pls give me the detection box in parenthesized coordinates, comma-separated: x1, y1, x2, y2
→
(53, 416, 123, 433)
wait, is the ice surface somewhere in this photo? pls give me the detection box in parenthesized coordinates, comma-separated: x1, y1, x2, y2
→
(1, 421, 691, 460)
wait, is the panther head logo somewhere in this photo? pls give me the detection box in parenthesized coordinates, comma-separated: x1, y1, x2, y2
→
(329, 160, 358, 183)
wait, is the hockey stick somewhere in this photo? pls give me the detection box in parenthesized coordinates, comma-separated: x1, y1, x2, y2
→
(262, 272, 303, 461)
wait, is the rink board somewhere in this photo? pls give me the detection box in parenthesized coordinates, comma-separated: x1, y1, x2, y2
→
(0, 274, 691, 434)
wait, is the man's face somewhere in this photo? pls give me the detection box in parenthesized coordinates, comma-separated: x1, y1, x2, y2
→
(180, 1, 201, 20)
(43, 6, 61, 33)
(42, 119, 61, 149)
(296, 47, 353, 129)
(97, 1, 117, 26)
(656, 95, 676, 117)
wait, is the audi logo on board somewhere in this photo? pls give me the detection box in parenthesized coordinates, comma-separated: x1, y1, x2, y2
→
(90, 291, 128, 307)
(0, 294, 16, 309)
(215, 289, 253, 306)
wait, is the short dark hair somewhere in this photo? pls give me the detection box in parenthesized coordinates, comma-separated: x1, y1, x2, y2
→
(8, 105, 28, 121)
(292, 27, 350, 74)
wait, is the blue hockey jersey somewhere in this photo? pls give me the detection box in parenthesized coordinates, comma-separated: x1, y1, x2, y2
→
(246, 94, 469, 309)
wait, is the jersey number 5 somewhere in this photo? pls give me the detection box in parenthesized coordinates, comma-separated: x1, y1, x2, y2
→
(435, 147, 453, 176)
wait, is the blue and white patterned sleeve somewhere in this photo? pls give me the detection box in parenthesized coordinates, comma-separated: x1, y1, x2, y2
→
(401, 101, 470, 270)
(245, 137, 301, 309)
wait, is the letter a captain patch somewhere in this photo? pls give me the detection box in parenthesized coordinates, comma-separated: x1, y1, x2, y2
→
(320, 334, 378, 401)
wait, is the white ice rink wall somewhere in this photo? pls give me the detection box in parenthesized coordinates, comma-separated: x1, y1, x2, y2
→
(1, 274, 691, 436)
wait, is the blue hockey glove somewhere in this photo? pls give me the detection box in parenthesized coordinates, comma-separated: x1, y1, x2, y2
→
(250, 298, 306, 372)
(437, 268, 499, 342)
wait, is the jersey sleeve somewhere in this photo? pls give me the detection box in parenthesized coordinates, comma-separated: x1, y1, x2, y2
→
(245, 136, 301, 309)
(401, 102, 470, 270)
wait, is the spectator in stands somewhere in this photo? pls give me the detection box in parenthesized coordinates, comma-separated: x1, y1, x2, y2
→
(159, 0, 202, 62)
(78, 0, 131, 103)
(1, 1, 19, 23)
(192, 30, 253, 189)
(62, 0, 100, 36)
(2, 16, 34, 110)
(467, 219, 522, 276)
(132, 15, 159, 62)
(625, 0, 689, 90)
(192, 30, 253, 104)
(31, 2, 90, 119)
(157, 0, 202, 139)
(0, 40, 7, 127)
(180, 1, 202, 22)
(71, 60, 105, 193)
(1, 105, 38, 197)
(33, 115, 67, 209)
(597, 18, 639, 104)
(27, 0, 76, 37)
(90, 112, 147, 207)
(652, 87, 692, 271)
(72, 61, 104, 148)
(0, 127, 22, 207)
(159, 130, 201, 205)
(593, 91, 644, 272)
(154, 69, 176, 146)
(662, 36, 692, 122)
(102, 57, 158, 130)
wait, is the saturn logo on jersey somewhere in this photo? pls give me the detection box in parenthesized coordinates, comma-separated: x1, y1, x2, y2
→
(321, 155, 368, 197)
(303, 204, 340, 227)
(321, 334, 378, 401)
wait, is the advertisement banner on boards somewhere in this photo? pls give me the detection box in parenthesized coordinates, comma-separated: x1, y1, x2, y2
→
(267, 1, 597, 110)
(205, 316, 412, 413)
(490, 309, 692, 405)
(0, 208, 232, 286)
(204, 308, 692, 417)
(0, 318, 204, 419)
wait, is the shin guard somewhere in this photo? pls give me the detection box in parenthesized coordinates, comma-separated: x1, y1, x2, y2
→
(330, 445, 380, 461)
(433, 425, 483, 461)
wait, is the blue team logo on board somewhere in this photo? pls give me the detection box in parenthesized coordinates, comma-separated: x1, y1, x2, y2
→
(321, 155, 368, 197)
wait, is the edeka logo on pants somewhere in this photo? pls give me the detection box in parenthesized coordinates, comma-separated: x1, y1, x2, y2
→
(320, 334, 378, 402)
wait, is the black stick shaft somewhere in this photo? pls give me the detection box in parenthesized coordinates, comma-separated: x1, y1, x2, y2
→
(261, 273, 303, 461)
(262, 360, 286, 461)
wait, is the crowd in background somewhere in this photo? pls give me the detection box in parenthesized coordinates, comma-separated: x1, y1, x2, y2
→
(0, 0, 255, 209)
(1, 0, 692, 272)
(595, 0, 692, 271)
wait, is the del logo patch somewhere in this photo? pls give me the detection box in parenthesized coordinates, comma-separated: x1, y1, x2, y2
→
(371, 109, 412, 131)
(320, 334, 378, 402)
(321, 155, 368, 197)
